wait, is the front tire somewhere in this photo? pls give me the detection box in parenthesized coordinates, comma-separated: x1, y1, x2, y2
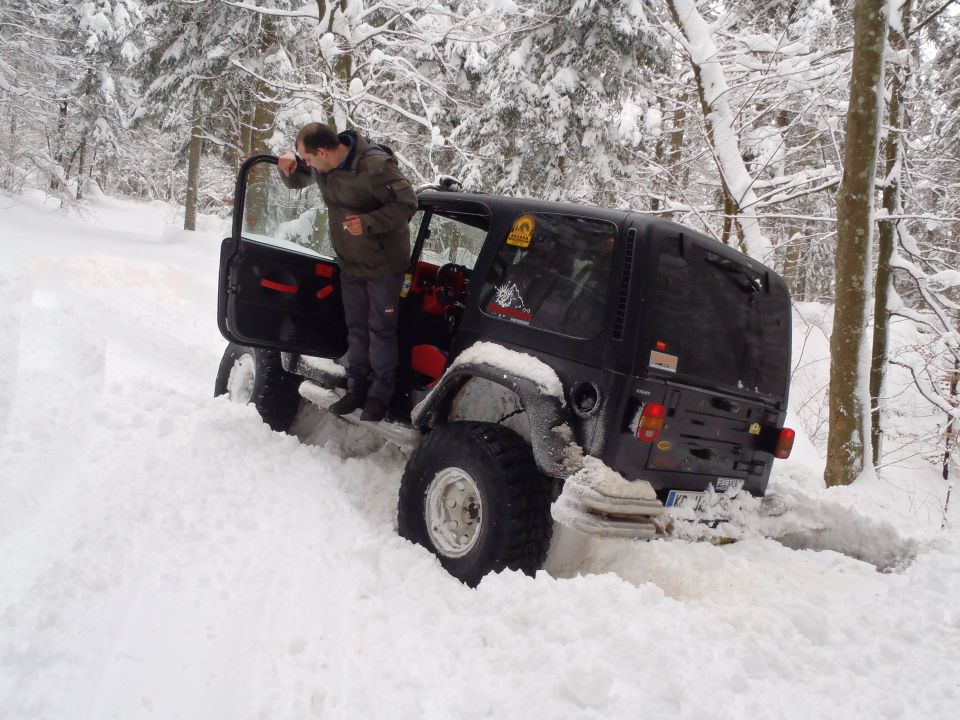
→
(398, 421, 554, 586)
(214, 343, 301, 432)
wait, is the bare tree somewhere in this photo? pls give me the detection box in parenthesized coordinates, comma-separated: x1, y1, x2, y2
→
(869, 0, 913, 464)
(825, 0, 888, 487)
(665, 0, 772, 260)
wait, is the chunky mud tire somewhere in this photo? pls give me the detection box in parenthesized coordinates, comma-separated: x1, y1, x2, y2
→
(214, 343, 301, 432)
(398, 421, 554, 587)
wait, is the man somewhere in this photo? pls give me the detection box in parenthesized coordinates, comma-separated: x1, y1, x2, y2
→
(277, 123, 418, 422)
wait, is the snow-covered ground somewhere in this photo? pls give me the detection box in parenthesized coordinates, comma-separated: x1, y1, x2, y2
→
(1, 190, 958, 719)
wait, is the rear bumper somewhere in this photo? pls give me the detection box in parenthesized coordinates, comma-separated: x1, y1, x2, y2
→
(552, 456, 666, 539)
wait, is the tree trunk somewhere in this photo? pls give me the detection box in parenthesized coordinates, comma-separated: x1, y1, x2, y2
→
(781, 231, 805, 299)
(869, 0, 912, 466)
(317, 0, 353, 129)
(50, 100, 68, 191)
(721, 191, 735, 246)
(658, 97, 689, 220)
(184, 120, 203, 231)
(667, 98, 687, 183)
(75, 136, 87, 201)
(824, 0, 887, 487)
(651, 100, 668, 213)
(244, 21, 281, 236)
(775, 109, 806, 299)
(239, 105, 253, 159)
(944, 356, 959, 487)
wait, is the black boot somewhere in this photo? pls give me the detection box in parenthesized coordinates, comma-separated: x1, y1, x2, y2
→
(329, 389, 365, 416)
(360, 397, 387, 422)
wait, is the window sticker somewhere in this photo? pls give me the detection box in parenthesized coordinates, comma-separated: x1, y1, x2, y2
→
(506, 214, 536, 248)
(715, 477, 743, 492)
(487, 281, 532, 323)
(649, 350, 678, 373)
(494, 282, 526, 309)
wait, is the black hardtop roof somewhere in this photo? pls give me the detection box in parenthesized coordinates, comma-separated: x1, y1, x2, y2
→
(417, 188, 629, 224)
(417, 188, 774, 277)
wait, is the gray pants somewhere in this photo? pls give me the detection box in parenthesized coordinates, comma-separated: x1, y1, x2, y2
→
(340, 272, 405, 403)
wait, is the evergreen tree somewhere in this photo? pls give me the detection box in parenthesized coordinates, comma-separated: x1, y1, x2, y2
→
(450, 0, 669, 204)
(136, 1, 302, 227)
(69, 1, 143, 198)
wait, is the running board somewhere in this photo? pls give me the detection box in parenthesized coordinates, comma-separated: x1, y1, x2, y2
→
(283, 352, 348, 389)
(298, 381, 422, 453)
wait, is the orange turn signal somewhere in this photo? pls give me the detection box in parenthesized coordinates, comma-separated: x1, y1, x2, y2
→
(637, 402, 666, 443)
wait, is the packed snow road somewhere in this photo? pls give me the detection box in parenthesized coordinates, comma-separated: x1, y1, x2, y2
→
(1, 192, 958, 719)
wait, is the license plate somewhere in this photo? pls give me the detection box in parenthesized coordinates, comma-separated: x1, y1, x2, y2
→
(665, 490, 708, 511)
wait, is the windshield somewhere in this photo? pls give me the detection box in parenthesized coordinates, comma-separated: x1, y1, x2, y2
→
(646, 238, 790, 399)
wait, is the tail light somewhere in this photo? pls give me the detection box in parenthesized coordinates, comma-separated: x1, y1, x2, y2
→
(775, 428, 795, 459)
(636, 402, 666, 442)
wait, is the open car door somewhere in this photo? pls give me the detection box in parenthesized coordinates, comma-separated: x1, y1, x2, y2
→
(217, 155, 348, 358)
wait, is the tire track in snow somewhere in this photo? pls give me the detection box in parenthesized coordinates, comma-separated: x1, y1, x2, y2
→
(0, 260, 108, 562)
(0, 266, 27, 437)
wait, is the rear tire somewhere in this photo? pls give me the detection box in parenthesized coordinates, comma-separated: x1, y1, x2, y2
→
(214, 343, 301, 432)
(398, 421, 554, 586)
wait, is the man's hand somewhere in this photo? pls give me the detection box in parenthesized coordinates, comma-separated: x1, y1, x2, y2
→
(278, 151, 298, 177)
(343, 214, 363, 236)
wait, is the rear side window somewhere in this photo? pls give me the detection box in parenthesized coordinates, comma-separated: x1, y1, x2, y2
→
(480, 213, 616, 339)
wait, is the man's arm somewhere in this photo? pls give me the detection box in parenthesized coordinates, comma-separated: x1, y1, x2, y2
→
(277, 151, 315, 190)
(357, 161, 419, 235)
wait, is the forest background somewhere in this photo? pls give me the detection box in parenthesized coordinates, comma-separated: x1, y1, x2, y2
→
(2, 0, 959, 488)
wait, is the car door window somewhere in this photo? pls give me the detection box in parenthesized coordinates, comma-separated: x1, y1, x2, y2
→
(480, 213, 616, 339)
(242, 163, 334, 259)
(420, 213, 487, 269)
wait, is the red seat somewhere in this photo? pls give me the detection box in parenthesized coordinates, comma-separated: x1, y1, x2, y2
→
(411, 344, 448, 381)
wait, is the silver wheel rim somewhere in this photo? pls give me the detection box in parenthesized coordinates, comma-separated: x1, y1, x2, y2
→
(227, 354, 256, 404)
(425, 467, 483, 558)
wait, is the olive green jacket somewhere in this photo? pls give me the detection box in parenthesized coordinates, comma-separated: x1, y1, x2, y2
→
(282, 131, 418, 277)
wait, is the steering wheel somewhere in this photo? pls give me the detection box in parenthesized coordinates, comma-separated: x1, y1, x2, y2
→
(434, 263, 469, 306)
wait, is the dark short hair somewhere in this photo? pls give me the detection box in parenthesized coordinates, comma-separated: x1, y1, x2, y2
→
(296, 122, 340, 153)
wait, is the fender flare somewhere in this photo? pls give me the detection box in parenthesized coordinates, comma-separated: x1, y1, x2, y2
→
(410, 362, 571, 478)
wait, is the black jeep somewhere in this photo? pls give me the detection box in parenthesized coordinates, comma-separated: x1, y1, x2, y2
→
(215, 155, 795, 585)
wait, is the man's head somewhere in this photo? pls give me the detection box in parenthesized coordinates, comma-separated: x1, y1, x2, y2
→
(296, 122, 348, 172)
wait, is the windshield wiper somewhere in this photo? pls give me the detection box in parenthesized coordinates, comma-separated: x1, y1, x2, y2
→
(705, 256, 763, 294)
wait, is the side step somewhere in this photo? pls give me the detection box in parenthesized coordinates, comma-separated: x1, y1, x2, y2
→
(283, 353, 348, 389)
(298, 381, 422, 454)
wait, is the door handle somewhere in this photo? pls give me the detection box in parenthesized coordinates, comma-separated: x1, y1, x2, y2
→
(260, 278, 298, 293)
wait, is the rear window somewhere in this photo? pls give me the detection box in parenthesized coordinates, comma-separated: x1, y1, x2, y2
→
(647, 238, 790, 398)
(480, 213, 616, 339)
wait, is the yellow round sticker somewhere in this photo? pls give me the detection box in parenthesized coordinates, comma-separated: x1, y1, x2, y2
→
(507, 215, 535, 248)
(657, 440, 672, 451)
